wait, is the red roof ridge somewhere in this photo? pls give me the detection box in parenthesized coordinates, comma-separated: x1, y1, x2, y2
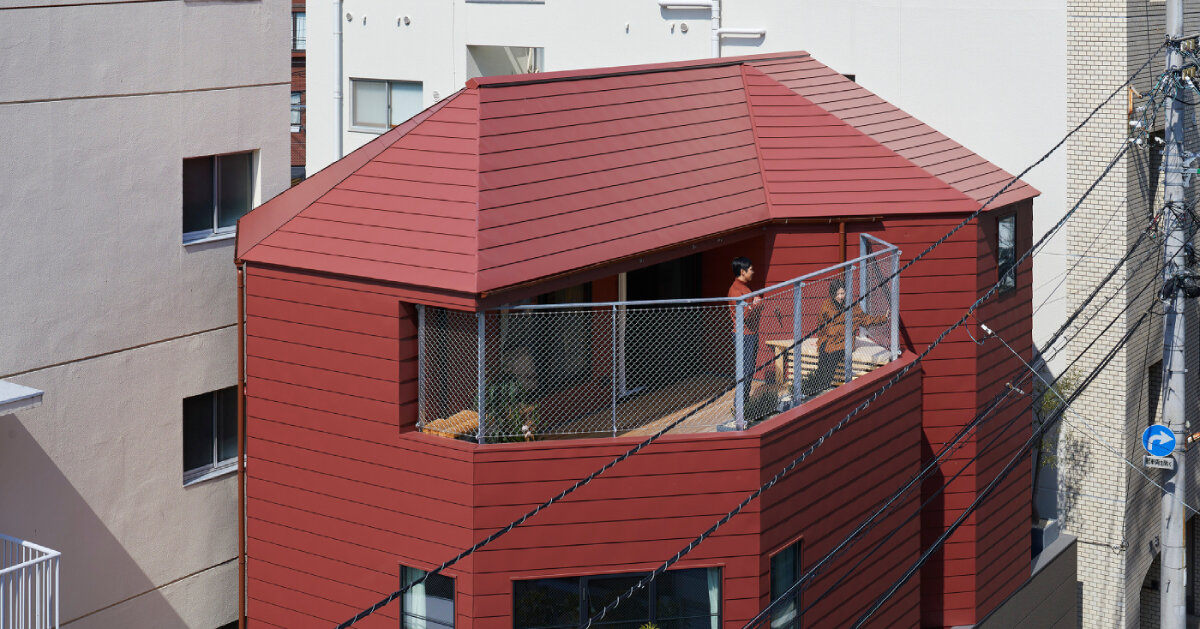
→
(240, 53, 1038, 297)
(465, 51, 811, 90)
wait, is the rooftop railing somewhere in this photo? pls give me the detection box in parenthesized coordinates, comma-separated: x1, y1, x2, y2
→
(418, 234, 900, 443)
(1, 534, 59, 629)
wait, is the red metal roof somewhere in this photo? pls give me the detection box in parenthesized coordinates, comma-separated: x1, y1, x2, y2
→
(745, 56, 1036, 208)
(238, 51, 1037, 295)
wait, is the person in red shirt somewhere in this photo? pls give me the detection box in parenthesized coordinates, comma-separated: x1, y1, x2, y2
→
(803, 278, 888, 395)
(728, 257, 762, 418)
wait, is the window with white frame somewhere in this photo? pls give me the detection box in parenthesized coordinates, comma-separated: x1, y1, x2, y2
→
(183, 386, 237, 483)
(291, 91, 303, 130)
(182, 151, 255, 242)
(351, 79, 423, 131)
(292, 11, 306, 50)
(401, 566, 455, 628)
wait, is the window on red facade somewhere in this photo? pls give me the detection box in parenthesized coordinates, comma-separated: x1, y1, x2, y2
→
(770, 540, 802, 628)
(513, 567, 720, 628)
(401, 567, 455, 628)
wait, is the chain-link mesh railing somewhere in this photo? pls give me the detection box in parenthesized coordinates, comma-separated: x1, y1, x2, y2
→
(418, 237, 900, 443)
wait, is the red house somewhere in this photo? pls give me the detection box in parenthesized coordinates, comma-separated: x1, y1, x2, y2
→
(235, 52, 1038, 628)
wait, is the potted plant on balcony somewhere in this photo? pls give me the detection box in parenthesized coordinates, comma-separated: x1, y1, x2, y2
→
(482, 374, 540, 443)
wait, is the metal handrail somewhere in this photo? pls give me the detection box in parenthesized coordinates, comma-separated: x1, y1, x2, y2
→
(418, 234, 901, 441)
(1, 533, 60, 629)
(492, 243, 899, 312)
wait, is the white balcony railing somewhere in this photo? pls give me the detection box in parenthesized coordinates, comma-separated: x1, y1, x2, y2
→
(1, 534, 59, 629)
(418, 234, 900, 443)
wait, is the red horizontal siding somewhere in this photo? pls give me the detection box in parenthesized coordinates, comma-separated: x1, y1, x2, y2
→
(245, 266, 473, 629)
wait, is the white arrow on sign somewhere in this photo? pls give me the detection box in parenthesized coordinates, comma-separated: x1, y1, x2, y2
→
(1149, 433, 1174, 449)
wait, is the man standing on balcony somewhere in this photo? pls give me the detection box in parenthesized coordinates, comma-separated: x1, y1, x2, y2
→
(729, 257, 762, 418)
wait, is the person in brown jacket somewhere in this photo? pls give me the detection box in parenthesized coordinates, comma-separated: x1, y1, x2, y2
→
(803, 278, 888, 396)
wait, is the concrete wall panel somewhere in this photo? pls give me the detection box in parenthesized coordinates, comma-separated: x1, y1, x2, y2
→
(0, 328, 238, 626)
(0, 84, 288, 375)
(0, 0, 286, 102)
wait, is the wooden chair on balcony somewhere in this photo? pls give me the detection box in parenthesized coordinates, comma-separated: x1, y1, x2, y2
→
(765, 336, 891, 394)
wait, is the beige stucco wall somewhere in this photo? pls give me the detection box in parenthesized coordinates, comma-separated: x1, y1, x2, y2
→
(0, 0, 288, 625)
(1, 330, 239, 627)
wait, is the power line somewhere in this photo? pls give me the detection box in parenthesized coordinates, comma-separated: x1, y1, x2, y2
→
(782, 271, 1162, 628)
(335, 40, 1167, 629)
(850, 301, 1154, 628)
(580, 138, 1132, 629)
(742, 370, 1035, 628)
(989, 324, 1200, 517)
(743, 223, 1162, 628)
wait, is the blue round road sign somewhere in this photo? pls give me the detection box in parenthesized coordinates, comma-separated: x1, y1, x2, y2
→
(1142, 424, 1177, 457)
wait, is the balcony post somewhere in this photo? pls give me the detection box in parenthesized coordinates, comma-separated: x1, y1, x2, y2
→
(611, 305, 618, 438)
(416, 304, 425, 429)
(54, 554, 60, 629)
(792, 281, 803, 406)
(735, 298, 746, 429)
(891, 251, 901, 360)
(843, 265, 854, 385)
(476, 312, 486, 445)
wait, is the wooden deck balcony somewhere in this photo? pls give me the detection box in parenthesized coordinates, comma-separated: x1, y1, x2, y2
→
(418, 236, 901, 444)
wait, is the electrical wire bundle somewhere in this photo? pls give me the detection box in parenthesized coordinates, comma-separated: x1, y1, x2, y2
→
(334, 37, 1172, 629)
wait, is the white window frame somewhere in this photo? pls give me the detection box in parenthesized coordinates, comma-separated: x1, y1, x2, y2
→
(182, 386, 238, 485)
(349, 78, 423, 133)
(291, 91, 303, 131)
(182, 150, 257, 245)
(292, 11, 306, 51)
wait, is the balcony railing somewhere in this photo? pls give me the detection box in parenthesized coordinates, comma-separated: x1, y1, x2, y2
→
(1, 534, 59, 629)
(418, 234, 900, 443)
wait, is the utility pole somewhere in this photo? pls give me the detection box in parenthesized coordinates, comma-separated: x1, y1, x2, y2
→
(1160, 0, 1188, 625)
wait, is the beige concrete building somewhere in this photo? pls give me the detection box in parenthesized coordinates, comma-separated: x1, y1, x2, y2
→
(1060, 1, 1200, 628)
(0, 1, 289, 627)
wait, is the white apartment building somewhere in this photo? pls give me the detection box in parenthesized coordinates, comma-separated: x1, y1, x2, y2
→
(301, 2, 1200, 628)
(0, 1, 289, 627)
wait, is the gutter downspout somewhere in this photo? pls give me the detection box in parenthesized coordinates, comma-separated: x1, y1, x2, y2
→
(839, 221, 847, 262)
(333, 0, 344, 159)
(711, 0, 719, 58)
(237, 264, 247, 629)
(657, 0, 764, 58)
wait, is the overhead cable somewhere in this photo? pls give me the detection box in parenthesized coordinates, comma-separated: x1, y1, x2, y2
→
(580, 139, 1132, 629)
(336, 41, 1165, 629)
(849, 306, 1152, 628)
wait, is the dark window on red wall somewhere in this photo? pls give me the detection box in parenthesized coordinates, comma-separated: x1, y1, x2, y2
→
(770, 540, 802, 628)
(997, 214, 1017, 293)
(513, 567, 720, 628)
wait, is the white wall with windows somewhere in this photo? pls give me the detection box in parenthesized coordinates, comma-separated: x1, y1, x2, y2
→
(305, 0, 1066, 357)
(0, 0, 287, 626)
